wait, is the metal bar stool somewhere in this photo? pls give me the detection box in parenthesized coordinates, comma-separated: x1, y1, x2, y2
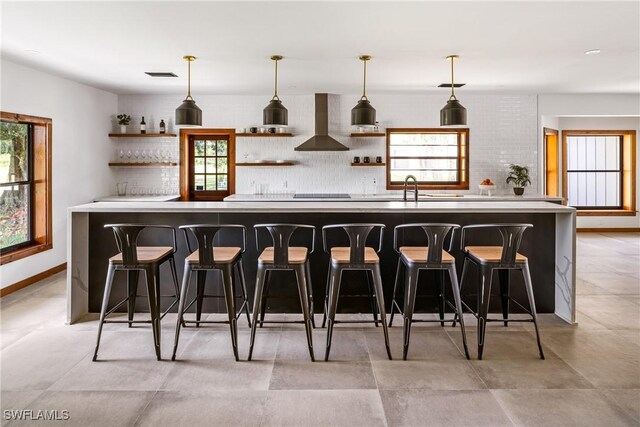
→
(171, 224, 251, 362)
(454, 224, 545, 360)
(322, 223, 392, 361)
(248, 224, 316, 361)
(388, 224, 470, 360)
(93, 224, 180, 361)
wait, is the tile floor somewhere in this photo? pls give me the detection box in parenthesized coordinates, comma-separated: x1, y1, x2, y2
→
(1, 232, 638, 426)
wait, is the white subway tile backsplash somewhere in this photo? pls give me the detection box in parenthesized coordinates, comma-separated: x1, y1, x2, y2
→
(116, 93, 538, 195)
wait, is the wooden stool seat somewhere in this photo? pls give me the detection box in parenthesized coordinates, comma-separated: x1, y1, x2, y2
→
(399, 246, 456, 264)
(258, 246, 308, 264)
(465, 246, 527, 263)
(109, 246, 173, 264)
(186, 247, 242, 264)
(330, 247, 379, 264)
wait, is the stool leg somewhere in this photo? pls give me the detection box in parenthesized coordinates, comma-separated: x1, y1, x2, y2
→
(305, 261, 316, 329)
(365, 270, 379, 327)
(324, 266, 342, 361)
(126, 270, 139, 328)
(93, 264, 116, 361)
(222, 265, 239, 361)
(248, 266, 267, 361)
(372, 264, 392, 360)
(296, 264, 315, 361)
(259, 270, 271, 327)
(195, 270, 206, 327)
(389, 258, 403, 327)
(321, 261, 331, 328)
(448, 264, 470, 359)
(237, 259, 252, 328)
(477, 266, 493, 360)
(172, 264, 192, 361)
(168, 258, 184, 327)
(522, 263, 545, 360)
(452, 258, 469, 328)
(402, 267, 419, 360)
(438, 270, 446, 327)
(499, 269, 510, 327)
(144, 266, 161, 361)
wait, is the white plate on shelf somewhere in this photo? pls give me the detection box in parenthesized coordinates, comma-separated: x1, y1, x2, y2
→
(275, 160, 287, 163)
(255, 159, 272, 163)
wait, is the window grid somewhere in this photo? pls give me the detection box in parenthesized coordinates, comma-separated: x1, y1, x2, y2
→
(192, 139, 229, 192)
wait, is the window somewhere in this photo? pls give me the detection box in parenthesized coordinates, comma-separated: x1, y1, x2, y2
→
(180, 129, 235, 201)
(544, 128, 560, 197)
(562, 130, 636, 215)
(0, 112, 52, 264)
(386, 128, 469, 190)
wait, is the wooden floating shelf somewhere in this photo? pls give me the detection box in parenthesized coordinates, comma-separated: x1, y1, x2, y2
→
(351, 162, 386, 167)
(236, 133, 293, 137)
(350, 133, 385, 138)
(108, 162, 178, 167)
(237, 162, 295, 166)
(108, 133, 177, 138)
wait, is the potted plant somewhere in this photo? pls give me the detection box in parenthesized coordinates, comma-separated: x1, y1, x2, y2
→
(116, 114, 131, 133)
(506, 164, 531, 196)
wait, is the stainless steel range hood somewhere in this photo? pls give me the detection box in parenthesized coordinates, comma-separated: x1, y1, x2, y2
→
(295, 94, 349, 151)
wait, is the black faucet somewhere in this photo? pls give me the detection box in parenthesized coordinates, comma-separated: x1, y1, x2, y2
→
(403, 175, 418, 201)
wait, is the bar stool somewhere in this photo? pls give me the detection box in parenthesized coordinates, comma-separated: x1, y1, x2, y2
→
(248, 224, 316, 361)
(93, 224, 180, 361)
(388, 224, 470, 360)
(171, 224, 251, 362)
(322, 224, 392, 361)
(455, 224, 545, 360)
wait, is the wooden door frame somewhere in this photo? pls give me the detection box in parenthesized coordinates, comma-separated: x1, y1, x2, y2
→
(543, 127, 559, 198)
(179, 128, 236, 201)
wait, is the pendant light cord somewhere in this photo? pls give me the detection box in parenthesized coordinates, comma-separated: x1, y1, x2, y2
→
(449, 56, 457, 101)
(361, 58, 368, 101)
(272, 58, 280, 101)
(184, 56, 195, 101)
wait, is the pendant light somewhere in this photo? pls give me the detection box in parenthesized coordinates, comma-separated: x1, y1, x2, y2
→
(263, 55, 288, 126)
(175, 55, 202, 127)
(351, 55, 376, 127)
(440, 55, 467, 126)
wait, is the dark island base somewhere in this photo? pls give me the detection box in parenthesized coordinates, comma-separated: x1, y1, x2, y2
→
(88, 212, 555, 315)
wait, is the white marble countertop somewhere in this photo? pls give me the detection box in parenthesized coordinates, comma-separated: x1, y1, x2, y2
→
(93, 195, 181, 202)
(224, 193, 564, 202)
(70, 200, 575, 214)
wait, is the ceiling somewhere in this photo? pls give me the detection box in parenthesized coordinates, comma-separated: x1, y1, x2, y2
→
(1, 1, 639, 96)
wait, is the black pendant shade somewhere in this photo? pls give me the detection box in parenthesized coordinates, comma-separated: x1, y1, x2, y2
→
(175, 98, 202, 126)
(263, 99, 288, 126)
(351, 99, 376, 126)
(440, 99, 467, 126)
(175, 55, 202, 127)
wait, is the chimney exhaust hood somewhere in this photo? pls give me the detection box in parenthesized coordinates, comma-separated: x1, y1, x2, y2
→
(295, 94, 349, 151)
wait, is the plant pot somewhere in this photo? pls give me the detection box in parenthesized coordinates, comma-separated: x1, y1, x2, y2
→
(120, 125, 127, 133)
(513, 187, 525, 196)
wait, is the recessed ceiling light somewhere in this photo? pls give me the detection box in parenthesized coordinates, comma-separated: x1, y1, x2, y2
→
(584, 49, 601, 55)
(145, 72, 178, 77)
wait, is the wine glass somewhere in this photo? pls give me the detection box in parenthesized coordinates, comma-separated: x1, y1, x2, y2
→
(141, 149, 147, 163)
(126, 150, 132, 163)
(134, 150, 140, 162)
(118, 149, 125, 161)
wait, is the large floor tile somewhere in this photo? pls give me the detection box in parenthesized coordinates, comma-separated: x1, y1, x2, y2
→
(541, 329, 639, 360)
(260, 389, 386, 427)
(470, 359, 593, 389)
(492, 388, 637, 427)
(269, 360, 376, 390)
(276, 328, 365, 361)
(577, 295, 640, 330)
(561, 355, 640, 389)
(6, 391, 156, 427)
(135, 390, 267, 427)
(367, 327, 465, 360)
(0, 391, 44, 427)
(372, 360, 485, 390)
(583, 273, 640, 295)
(380, 389, 513, 427)
(599, 389, 640, 422)
(0, 297, 67, 334)
(162, 360, 274, 391)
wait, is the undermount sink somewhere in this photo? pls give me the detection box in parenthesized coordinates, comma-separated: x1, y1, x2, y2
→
(421, 194, 465, 198)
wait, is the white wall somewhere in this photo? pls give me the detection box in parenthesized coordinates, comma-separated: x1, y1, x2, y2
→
(539, 93, 640, 229)
(0, 60, 117, 289)
(118, 93, 538, 195)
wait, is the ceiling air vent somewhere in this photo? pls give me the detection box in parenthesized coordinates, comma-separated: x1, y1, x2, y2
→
(145, 72, 178, 77)
(437, 83, 465, 88)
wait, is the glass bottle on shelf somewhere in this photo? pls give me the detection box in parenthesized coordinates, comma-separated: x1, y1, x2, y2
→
(159, 119, 166, 134)
(140, 116, 146, 134)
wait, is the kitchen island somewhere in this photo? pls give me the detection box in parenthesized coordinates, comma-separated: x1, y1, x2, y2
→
(67, 200, 576, 325)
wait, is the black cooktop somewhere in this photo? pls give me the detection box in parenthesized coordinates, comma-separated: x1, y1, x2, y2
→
(293, 193, 351, 199)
